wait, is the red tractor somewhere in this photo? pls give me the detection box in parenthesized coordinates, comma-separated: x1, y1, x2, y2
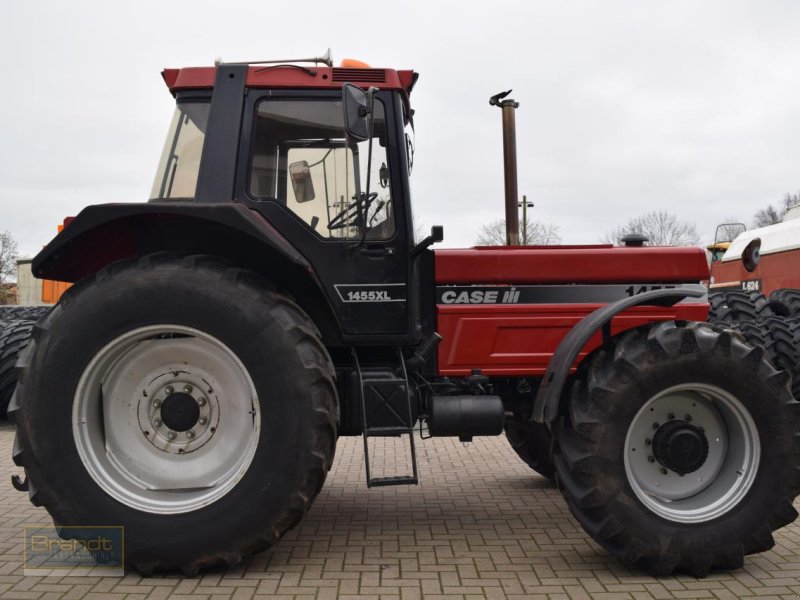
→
(9, 53, 800, 577)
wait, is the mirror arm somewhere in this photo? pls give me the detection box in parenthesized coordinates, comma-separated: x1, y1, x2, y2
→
(363, 87, 378, 198)
(411, 226, 444, 259)
(356, 87, 379, 247)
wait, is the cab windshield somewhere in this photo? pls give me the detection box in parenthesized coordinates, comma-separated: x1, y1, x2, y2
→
(248, 98, 394, 240)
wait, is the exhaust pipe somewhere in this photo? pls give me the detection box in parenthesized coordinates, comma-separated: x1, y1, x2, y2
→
(490, 90, 520, 246)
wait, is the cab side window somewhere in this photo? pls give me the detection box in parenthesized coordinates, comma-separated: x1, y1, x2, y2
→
(248, 99, 394, 240)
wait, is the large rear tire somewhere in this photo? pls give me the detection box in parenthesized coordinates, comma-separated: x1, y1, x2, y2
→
(554, 321, 800, 576)
(0, 319, 34, 418)
(10, 254, 338, 574)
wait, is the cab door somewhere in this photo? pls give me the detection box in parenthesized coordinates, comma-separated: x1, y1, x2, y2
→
(238, 90, 412, 339)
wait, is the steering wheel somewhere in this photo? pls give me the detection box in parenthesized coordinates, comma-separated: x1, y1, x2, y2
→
(327, 192, 379, 230)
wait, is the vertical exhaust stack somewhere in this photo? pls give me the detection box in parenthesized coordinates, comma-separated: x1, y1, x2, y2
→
(490, 90, 520, 246)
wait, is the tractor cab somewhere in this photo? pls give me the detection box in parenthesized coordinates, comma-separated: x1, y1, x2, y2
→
(151, 83, 398, 243)
(706, 241, 731, 264)
(32, 54, 435, 355)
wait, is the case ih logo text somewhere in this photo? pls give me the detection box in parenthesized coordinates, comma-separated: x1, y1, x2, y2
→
(440, 288, 520, 304)
(436, 284, 706, 305)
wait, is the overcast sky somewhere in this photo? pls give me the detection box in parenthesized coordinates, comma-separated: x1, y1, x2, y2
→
(1, 1, 799, 256)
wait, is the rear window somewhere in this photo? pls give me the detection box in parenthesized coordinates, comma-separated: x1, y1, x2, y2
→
(150, 101, 210, 200)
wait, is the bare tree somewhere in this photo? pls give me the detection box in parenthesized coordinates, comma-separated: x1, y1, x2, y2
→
(0, 231, 18, 304)
(714, 218, 747, 243)
(753, 192, 800, 228)
(753, 205, 783, 228)
(0, 231, 18, 284)
(476, 219, 561, 246)
(603, 211, 700, 246)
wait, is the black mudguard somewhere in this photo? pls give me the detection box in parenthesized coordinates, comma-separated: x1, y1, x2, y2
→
(532, 287, 707, 426)
(32, 201, 343, 343)
(33, 202, 311, 281)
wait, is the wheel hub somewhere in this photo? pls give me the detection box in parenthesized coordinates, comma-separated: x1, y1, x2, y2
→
(624, 383, 759, 523)
(160, 392, 200, 432)
(652, 420, 709, 475)
(140, 378, 218, 455)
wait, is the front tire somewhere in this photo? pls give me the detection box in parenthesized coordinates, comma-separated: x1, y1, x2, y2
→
(11, 255, 337, 574)
(554, 321, 800, 576)
(504, 412, 556, 481)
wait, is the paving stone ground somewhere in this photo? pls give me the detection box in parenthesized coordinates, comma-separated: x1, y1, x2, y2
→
(2, 421, 800, 599)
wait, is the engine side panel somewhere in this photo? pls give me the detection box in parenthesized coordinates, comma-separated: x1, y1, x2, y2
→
(433, 246, 710, 377)
(437, 300, 708, 376)
(435, 246, 709, 285)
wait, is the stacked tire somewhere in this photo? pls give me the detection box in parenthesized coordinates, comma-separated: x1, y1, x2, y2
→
(0, 319, 36, 418)
(708, 290, 800, 401)
(708, 290, 775, 323)
(769, 289, 800, 318)
(0, 307, 51, 419)
(0, 305, 51, 322)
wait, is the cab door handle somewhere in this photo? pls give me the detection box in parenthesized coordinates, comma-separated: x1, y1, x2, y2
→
(360, 245, 394, 257)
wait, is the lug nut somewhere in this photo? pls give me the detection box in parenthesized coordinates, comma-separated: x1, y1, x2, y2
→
(167, 431, 176, 440)
(153, 418, 162, 427)
(165, 385, 174, 395)
(645, 438, 652, 446)
(183, 384, 193, 393)
(198, 416, 208, 425)
(186, 430, 195, 439)
(653, 422, 660, 429)
(197, 397, 207, 407)
(667, 413, 675, 420)
(685, 414, 693, 422)
(153, 399, 161, 408)
(660, 468, 668, 475)
(648, 456, 655, 463)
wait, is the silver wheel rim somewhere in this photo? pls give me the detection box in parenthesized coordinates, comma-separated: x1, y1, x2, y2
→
(73, 325, 260, 514)
(623, 383, 759, 523)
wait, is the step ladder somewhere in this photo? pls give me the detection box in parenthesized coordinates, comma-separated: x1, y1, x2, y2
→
(352, 348, 419, 487)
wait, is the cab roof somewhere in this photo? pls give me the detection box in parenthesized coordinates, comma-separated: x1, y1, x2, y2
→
(161, 65, 418, 98)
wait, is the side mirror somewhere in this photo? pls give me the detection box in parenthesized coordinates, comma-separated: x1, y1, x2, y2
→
(289, 160, 315, 203)
(411, 225, 444, 258)
(342, 83, 370, 141)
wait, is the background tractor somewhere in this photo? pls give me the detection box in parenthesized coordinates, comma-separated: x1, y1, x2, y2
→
(703, 214, 800, 411)
(5, 53, 800, 577)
